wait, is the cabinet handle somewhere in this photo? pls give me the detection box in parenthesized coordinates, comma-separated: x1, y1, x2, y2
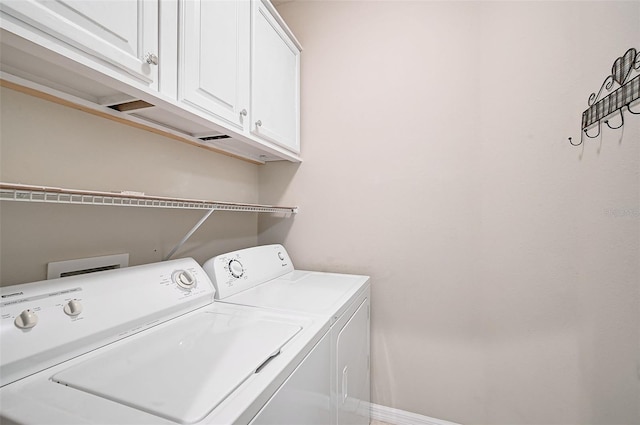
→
(145, 53, 159, 66)
(255, 120, 262, 127)
(240, 109, 248, 117)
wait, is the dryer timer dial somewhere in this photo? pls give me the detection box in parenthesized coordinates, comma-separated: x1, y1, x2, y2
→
(228, 259, 244, 278)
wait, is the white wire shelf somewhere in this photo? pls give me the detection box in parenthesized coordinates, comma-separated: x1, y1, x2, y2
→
(0, 183, 298, 215)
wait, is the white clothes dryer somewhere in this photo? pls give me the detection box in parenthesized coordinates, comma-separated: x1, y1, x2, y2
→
(0, 258, 329, 425)
(203, 244, 371, 425)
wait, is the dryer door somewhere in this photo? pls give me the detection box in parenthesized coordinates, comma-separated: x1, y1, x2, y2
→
(336, 298, 370, 425)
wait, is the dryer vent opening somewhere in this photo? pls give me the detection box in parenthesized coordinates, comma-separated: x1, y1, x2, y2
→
(60, 265, 121, 277)
(47, 254, 129, 279)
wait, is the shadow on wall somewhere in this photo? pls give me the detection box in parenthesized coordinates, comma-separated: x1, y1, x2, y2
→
(257, 161, 301, 244)
(259, 161, 301, 204)
(371, 327, 396, 409)
(258, 214, 296, 246)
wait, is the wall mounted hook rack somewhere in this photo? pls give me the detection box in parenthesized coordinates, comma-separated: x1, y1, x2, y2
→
(569, 47, 640, 146)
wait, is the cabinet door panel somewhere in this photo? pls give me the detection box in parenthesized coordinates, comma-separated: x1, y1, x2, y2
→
(0, 0, 158, 88)
(180, 0, 249, 131)
(251, 1, 300, 152)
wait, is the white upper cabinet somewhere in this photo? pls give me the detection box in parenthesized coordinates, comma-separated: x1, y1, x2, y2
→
(0, 0, 302, 162)
(251, 0, 301, 153)
(179, 0, 250, 131)
(0, 0, 159, 90)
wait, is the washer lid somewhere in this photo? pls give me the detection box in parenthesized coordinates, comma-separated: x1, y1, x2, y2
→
(51, 310, 301, 424)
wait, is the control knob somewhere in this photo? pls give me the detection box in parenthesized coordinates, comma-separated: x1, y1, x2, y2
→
(64, 299, 83, 316)
(15, 309, 38, 329)
(229, 259, 244, 278)
(173, 270, 196, 289)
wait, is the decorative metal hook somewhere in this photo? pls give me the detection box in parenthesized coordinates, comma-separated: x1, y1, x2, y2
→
(569, 121, 602, 146)
(627, 103, 640, 115)
(604, 109, 624, 129)
(584, 121, 601, 139)
(568, 135, 582, 146)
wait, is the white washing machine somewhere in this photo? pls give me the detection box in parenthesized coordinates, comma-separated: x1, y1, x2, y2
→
(203, 244, 371, 425)
(0, 258, 330, 425)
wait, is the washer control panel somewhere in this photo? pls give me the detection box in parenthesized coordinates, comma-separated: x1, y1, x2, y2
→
(202, 244, 294, 299)
(0, 258, 214, 387)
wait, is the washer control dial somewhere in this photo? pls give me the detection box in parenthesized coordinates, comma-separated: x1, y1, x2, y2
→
(229, 259, 244, 278)
(173, 270, 196, 289)
(15, 309, 38, 329)
(64, 299, 83, 316)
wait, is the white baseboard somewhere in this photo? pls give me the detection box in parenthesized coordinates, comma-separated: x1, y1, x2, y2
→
(369, 403, 461, 425)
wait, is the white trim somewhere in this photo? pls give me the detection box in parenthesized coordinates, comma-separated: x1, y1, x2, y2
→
(370, 403, 461, 425)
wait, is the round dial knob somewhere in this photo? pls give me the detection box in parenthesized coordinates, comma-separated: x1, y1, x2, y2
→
(64, 299, 83, 316)
(15, 309, 38, 329)
(229, 259, 244, 278)
(173, 270, 196, 289)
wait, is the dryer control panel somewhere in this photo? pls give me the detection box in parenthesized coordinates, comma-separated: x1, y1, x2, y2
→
(203, 244, 294, 299)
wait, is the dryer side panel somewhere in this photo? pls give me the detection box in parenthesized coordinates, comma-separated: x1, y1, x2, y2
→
(336, 297, 370, 425)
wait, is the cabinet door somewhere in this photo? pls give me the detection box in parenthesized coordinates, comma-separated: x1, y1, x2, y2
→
(179, 0, 250, 131)
(336, 299, 370, 425)
(0, 0, 158, 90)
(251, 0, 300, 153)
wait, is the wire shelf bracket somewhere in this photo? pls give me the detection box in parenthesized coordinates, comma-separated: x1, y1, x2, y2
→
(164, 208, 216, 261)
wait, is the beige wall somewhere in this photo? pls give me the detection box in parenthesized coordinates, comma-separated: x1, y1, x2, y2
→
(0, 87, 260, 285)
(260, 1, 640, 424)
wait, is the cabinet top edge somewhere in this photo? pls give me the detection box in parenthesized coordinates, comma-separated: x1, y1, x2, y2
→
(262, 0, 303, 51)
